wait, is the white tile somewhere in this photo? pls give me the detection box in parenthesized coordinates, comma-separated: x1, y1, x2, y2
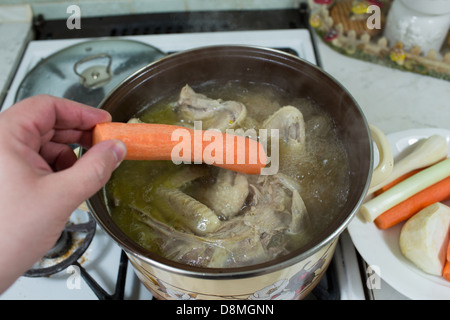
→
(0, 4, 32, 23)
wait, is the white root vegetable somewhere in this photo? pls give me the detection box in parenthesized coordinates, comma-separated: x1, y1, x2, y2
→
(369, 135, 448, 194)
(399, 203, 450, 276)
(360, 158, 450, 222)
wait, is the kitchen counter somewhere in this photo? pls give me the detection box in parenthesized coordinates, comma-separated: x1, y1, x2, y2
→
(0, 5, 33, 105)
(317, 40, 450, 135)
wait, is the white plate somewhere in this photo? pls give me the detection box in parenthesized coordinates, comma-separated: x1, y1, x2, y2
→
(348, 128, 450, 300)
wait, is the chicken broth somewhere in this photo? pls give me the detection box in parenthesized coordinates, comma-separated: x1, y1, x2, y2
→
(105, 81, 350, 268)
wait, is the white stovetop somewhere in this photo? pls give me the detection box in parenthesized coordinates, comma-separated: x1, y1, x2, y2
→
(0, 28, 317, 111)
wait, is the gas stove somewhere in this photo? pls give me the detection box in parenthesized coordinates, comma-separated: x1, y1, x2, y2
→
(0, 6, 366, 300)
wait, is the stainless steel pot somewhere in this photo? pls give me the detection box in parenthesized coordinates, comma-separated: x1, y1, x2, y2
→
(87, 46, 390, 300)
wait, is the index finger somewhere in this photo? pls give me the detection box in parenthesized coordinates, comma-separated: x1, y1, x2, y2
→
(27, 95, 111, 131)
(2, 95, 112, 149)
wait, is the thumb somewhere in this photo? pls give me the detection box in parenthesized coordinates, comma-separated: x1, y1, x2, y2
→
(50, 139, 127, 211)
(76, 139, 127, 192)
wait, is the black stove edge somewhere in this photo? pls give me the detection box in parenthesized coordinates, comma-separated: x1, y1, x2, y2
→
(33, 4, 312, 40)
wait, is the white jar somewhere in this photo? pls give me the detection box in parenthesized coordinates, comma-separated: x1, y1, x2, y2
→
(384, 0, 450, 53)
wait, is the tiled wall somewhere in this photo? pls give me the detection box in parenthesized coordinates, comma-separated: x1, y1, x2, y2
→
(0, 0, 303, 19)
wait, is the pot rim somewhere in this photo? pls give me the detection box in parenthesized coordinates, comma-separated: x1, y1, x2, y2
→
(88, 45, 374, 279)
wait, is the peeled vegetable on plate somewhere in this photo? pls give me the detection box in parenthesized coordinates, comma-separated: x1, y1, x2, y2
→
(399, 203, 450, 276)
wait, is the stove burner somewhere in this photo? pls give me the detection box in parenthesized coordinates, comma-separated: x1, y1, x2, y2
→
(24, 212, 96, 277)
(23, 209, 129, 300)
(44, 230, 73, 259)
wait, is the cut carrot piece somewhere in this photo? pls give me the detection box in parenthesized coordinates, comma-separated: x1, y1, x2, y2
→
(92, 122, 268, 175)
(374, 169, 424, 196)
(444, 261, 450, 282)
(448, 234, 450, 262)
(374, 176, 450, 229)
(444, 238, 450, 281)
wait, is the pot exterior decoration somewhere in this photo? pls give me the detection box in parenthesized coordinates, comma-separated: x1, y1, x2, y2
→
(127, 239, 337, 300)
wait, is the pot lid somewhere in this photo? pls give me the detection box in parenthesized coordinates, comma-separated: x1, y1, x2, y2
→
(15, 39, 166, 107)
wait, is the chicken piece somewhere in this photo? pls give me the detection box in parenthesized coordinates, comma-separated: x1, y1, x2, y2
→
(246, 175, 292, 234)
(244, 187, 291, 258)
(247, 174, 309, 236)
(155, 187, 220, 236)
(134, 207, 268, 268)
(135, 172, 309, 268)
(177, 84, 247, 131)
(288, 189, 309, 234)
(199, 170, 249, 220)
(132, 210, 215, 266)
(127, 117, 143, 123)
(273, 172, 302, 194)
(273, 174, 309, 234)
(205, 216, 269, 267)
(262, 105, 306, 147)
(162, 166, 208, 189)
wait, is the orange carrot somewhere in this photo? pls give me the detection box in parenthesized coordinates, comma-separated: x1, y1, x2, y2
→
(445, 238, 450, 281)
(374, 176, 450, 229)
(444, 261, 450, 282)
(374, 169, 424, 196)
(92, 122, 267, 175)
(448, 235, 450, 263)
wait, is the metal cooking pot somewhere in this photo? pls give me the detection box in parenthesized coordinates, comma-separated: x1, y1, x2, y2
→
(87, 46, 392, 300)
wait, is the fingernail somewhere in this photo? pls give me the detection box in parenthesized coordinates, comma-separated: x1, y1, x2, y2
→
(111, 140, 127, 167)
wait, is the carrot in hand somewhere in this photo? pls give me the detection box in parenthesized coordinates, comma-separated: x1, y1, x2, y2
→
(92, 122, 268, 175)
(374, 176, 450, 229)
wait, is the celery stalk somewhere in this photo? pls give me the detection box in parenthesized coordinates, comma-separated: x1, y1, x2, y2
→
(361, 158, 450, 222)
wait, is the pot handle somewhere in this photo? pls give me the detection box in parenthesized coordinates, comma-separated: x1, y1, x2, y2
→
(369, 124, 393, 189)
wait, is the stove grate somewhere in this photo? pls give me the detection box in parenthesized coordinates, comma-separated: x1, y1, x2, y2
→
(74, 250, 129, 300)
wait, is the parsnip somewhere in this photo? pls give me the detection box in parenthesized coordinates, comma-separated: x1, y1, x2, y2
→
(369, 135, 448, 194)
(399, 203, 450, 276)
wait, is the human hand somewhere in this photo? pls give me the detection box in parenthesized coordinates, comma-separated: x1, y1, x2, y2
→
(0, 95, 126, 293)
